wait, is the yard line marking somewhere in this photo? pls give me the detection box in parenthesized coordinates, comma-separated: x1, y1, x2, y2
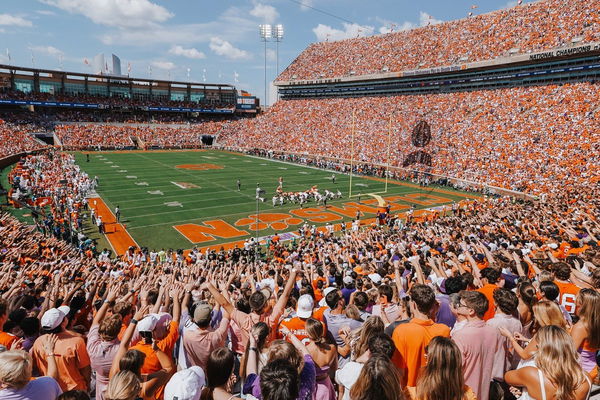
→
(133, 153, 256, 202)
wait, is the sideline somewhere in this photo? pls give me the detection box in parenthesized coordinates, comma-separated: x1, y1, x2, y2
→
(89, 196, 138, 255)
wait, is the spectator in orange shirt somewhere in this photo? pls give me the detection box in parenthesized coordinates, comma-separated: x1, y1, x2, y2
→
(476, 268, 502, 321)
(31, 306, 91, 392)
(391, 284, 450, 387)
(278, 294, 315, 341)
(0, 299, 18, 349)
(552, 262, 581, 314)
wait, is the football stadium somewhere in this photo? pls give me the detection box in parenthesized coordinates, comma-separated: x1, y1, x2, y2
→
(0, 0, 599, 399)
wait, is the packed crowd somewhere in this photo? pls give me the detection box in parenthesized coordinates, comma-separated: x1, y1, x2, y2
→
(217, 82, 600, 196)
(7, 152, 97, 248)
(0, 122, 47, 159)
(55, 121, 229, 149)
(0, 171, 598, 400)
(277, 0, 600, 81)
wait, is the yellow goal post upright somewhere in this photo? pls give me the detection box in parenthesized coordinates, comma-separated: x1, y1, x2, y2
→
(348, 109, 393, 204)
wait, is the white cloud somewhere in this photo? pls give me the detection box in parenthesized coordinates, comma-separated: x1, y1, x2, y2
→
(30, 45, 64, 57)
(419, 12, 443, 26)
(0, 14, 33, 27)
(209, 37, 250, 60)
(151, 60, 175, 70)
(39, 0, 173, 29)
(100, 6, 256, 47)
(377, 19, 416, 34)
(250, 3, 278, 24)
(169, 45, 205, 59)
(313, 23, 374, 42)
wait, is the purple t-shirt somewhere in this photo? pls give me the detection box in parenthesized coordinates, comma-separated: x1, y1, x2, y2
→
(435, 294, 456, 328)
(0, 377, 62, 400)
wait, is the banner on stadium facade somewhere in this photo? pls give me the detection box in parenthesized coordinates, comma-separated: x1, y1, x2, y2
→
(146, 106, 234, 114)
(0, 99, 100, 108)
(0, 99, 234, 114)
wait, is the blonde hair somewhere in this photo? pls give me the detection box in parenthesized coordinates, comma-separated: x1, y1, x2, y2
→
(0, 350, 32, 390)
(535, 325, 587, 400)
(533, 301, 566, 329)
(105, 370, 141, 400)
(576, 289, 600, 349)
(352, 316, 384, 359)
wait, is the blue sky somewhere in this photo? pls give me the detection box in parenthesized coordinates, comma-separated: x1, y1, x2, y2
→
(0, 0, 525, 104)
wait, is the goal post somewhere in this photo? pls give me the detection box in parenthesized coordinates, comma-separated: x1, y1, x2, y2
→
(348, 110, 392, 201)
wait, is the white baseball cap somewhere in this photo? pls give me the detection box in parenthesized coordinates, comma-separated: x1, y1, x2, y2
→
(368, 273, 382, 284)
(41, 307, 70, 330)
(164, 366, 206, 400)
(137, 314, 160, 332)
(319, 287, 336, 307)
(296, 294, 314, 319)
(343, 276, 354, 285)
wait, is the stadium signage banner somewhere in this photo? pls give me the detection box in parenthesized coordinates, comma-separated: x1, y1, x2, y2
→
(0, 99, 99, 108)
(146, 106, 234, 114)
(529, 44, 600, 61)
(236, 96, 257, 110)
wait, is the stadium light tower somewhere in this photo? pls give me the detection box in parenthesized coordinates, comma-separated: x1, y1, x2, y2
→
(272, 24, 284, 102)
(259, 24, 272, 107)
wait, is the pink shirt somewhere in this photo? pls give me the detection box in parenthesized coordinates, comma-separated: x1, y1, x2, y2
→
(453, 320, 503, 400)
(182, 318, 229, 370)
(86, 325, 120, 400)
(231, 304, 285, 353)
(487, 312, 523, 379)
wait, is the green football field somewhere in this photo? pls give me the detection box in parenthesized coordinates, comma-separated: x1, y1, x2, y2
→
(73, 150, 476, 251)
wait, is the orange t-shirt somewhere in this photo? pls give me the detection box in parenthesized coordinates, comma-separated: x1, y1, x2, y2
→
(130, 320, 179, 399)
(554, 280, 580, 314)
(31, 331, 91, 392)
(391, 318, 451, 387)
(0, 330, 18, 349)
(278, 317, 310, 341)
(476, 284, 498, 321)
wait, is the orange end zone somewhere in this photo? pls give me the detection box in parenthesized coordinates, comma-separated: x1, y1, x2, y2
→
(90, 197, 137, 255)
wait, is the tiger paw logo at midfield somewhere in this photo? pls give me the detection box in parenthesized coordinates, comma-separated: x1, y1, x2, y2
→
(235, 213, 304, 231)
(402, 120, 433, 167)
(175, 164, 224, 170)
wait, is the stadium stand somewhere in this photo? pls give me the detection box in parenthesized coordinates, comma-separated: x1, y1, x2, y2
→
(216, 82, 600, 196)
(277, 0, 600, 81)
(0, 122, 48, 159)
